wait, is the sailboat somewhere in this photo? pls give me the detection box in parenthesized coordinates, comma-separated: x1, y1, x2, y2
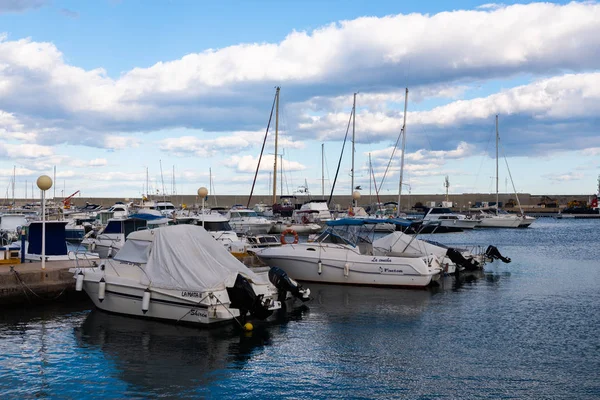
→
(473, 115, 535, 228)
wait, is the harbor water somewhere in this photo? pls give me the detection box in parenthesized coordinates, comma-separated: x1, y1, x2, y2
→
(0, 218, 598, 399)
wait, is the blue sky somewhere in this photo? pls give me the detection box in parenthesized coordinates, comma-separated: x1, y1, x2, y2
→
(0, 0, 598, 201)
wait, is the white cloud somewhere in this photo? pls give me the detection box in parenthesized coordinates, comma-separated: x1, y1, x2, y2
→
(104, 135, 141, 150)
(544, 172, 585, 182)
(159, 130, 305, 157)
(0, 142, 52, 158)
(0, 1, 598, 141)
(0, 0, 47, 13)
(581, 147, 600, 156)
(225, 154, 307, 174)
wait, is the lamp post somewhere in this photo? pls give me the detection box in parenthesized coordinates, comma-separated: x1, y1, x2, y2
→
(37, 175, 53, 270)
(352, 190, 361, 208)
(198, 187, 208, 228)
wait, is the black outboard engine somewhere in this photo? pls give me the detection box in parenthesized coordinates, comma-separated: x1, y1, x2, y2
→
(268, 267, 311, 303)
(445, 248, 481, 272)
(485, 245, 511, 263)
(227, 274, 273, 320)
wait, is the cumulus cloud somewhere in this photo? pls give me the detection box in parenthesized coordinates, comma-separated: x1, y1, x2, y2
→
(159, 130, 305, 157)
(0, 142, 52, 158)
(103, 135, 141, 150)
(0, 1, 598, 142)
(298, 73, 600, 155)
(225, 154, 307, 174)
(544, 172, 585, 182)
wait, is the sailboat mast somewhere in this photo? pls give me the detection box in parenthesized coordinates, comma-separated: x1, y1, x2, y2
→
(496, 114, 499, 216)
(397, 88, 409, 216)
(11, 165, 15, 206)
(159, 160, 166, 202)
(369, 153, 372, 205)
(321, 143, 325, 199)
(272, 86, 280, 205)
(351, 92, 356, 206)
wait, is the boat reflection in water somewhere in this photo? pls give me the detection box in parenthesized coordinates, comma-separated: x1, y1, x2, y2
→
(307, 283, 434, 321)
(75, 310, 283, 397)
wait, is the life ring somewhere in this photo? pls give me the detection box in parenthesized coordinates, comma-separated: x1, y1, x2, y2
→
(301, 215, 310, 224)
(280, 228, 299, 245)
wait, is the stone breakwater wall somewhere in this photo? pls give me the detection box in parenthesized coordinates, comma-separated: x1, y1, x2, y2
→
(11, 193, 593, 210)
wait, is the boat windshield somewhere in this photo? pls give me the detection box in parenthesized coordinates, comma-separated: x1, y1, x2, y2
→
(315, 224, 376, 247)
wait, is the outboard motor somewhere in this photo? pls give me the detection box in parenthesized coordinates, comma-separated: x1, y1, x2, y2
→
(227, 274, 273, 320)
(485, 245, 511, 263)
(445, 248, 481, 272)
(268, 267, 311, 303)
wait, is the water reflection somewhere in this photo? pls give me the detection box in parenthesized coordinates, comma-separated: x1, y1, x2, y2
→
(75, 310, 274, 396)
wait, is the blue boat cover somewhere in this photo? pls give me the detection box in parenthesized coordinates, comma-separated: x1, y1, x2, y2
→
(129, 213, 165, 221)
(326, 218, 413, 227)
(28, 222, 68, 255)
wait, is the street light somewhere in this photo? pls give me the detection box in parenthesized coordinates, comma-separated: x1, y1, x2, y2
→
(352, 190, 361, 208)
(37, 175, 53, 270)
(198, 187, 208, 228)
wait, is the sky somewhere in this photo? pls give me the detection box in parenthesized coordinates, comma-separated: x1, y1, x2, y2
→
(0, 0, 599, 201)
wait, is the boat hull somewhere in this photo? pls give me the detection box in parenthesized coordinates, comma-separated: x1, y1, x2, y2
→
(477, 217, 522, 228)
(83, 280, 238, 325)
(256, 245, 441, 288)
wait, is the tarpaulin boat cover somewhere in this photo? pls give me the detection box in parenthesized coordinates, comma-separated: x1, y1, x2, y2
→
(138, 225, 268, 292)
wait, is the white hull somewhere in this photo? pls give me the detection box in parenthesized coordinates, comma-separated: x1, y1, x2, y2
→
(269, 223, 322, 234)
(230, 222, 273, 235)
(256, 244, 441, 287)
(83, 280, 237, 325)
(477, 216, 522, 228)
(439, 219, 481, 230)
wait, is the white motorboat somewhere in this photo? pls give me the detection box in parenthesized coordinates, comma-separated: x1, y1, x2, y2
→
(226, 208, 274, 234)
(254, 218, 443, 288)
(372, 231, 511, 275)
(192, 211, 247, 255)
(83, 213, 169, 258)
(72, 225, 310, 325)
(423, 207, 481, 230)
(269, 210, 322, 235)
(298, 200, 332, 222)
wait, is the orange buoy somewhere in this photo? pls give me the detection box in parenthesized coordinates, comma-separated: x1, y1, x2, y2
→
(280, 228, 299, 245)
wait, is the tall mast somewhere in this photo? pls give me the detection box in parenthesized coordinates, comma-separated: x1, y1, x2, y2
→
(321, 143, 325, 199)
(369, 153, 372, 205)
(496, 114, 499, 216)
(272, 87, 280, 205)
(11, 165, 15, 206)
(351, 92, 356, 206)
(280, 154, 283, 196)
(159, 160, 166, 202)
(397, 88, 409, 216)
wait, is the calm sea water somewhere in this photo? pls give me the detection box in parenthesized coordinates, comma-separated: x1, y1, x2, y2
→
(1, 218, 599, 399)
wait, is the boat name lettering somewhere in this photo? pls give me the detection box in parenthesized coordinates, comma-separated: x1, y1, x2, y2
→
(181, 291, 202, 298)
(379, 266, 404, 274)
(371, 257, 392, 263)
(190, 309, 208, 318)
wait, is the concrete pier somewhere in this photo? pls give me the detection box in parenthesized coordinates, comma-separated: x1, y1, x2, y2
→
(0, 260, 84, 306)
